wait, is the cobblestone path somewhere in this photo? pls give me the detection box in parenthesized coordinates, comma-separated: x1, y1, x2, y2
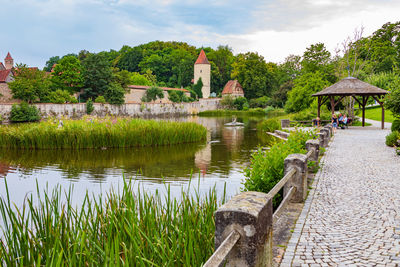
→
(281, 128, 400, 266)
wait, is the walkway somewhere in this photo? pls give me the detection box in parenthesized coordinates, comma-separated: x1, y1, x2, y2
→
(281, 127, 400, 266)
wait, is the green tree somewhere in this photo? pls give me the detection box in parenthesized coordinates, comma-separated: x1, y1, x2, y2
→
(130, 72, 152, 86)
(81, 53, 114, 100)
(9, 65, 51, 103)
(301, 43, 336, 83)
(50, 56, 84, 93)
(43, 56, 60, 72)
(112, 68, 131, 91)
(104, 83, 125, 105)
(47, 89, 77, 103)
(115, 46, 144, 72)
(142, 86, 164, 102)
(208, 46, 235, 94)
(231, 52, 276, 99)
(285, 71, 331, 113)
(193, 78, 203, 99)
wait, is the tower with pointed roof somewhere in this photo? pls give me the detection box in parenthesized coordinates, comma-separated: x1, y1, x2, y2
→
(4, 52, 13, 70)
(194, 49, 211, 98)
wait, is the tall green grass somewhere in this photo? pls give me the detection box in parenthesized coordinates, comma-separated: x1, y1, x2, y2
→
(0, 179, 225, 266)
(0, 116, 207, 149)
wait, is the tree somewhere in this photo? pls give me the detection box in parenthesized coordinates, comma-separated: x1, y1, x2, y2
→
(208, 46, 235, 94)
(104, 83, 125, 105)
(43, 56, 60, 72)
(301, 43, 336, 83)
(285, 71, 331, 113)
(9, 64, 51, 103)
(130, 72, 153, 86)
(112, 68, 131, 91)
(193, 78, 203, 99)
(81, 53, 114, 100)
(142, 86, 164, 102)
(231, 52, 276, 99)
(50, 56, 84, 93)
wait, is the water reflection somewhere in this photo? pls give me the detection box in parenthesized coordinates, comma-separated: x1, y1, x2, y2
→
(0, 116, 276, 204)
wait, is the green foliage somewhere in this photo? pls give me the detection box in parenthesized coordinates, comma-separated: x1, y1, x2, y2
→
(50, 56, 84, 93)
(301, 43, 336, 83)
(43, 56, 60, 72)
(104, 83, 125, 105)
(142, 86, 164, 102)
(285, 71, 331, 113)
(112, 68, 131, 91)
(391, 119, 400, 132)
(82, 53, 114, 100)
(198, 108, 266, 117)
(231, 52, 277, 99)
(130, 72, 153, 86)
(9, 65, 51, 103)
(10, 102, 40, 122)
(385, 87, 400, 118)
(386, 131, 399, 147)
(249, 96, 270, 108)
(47, 89, 76, 104)
(220, 95, 235, 109)
(168, 90, 189, 103)
(207, 45, 235, 94)
(233, 96, 248, 110)
(0, 117, 207, 149)
(193, 78, 203, 99)
(366, 71, 400, 91)
(86, 99, 94, 114)
(243, 130, 316, 207)
(0, 178, 223, 266)
(257, 118, 281, 132)
(95, 95, 106, 104)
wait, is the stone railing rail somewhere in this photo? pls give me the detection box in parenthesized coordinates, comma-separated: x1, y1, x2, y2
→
(204, 126, 332, 267)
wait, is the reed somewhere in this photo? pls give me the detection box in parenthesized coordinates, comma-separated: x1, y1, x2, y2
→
(0, 116, 207, 149)
(0, 178, 225, 266)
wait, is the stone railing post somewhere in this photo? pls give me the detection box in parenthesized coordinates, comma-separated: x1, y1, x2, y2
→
(324, 124, 333, 137)
(214, 191, 273, 267)
(320, 128, 330, 146)
(317, 132, 325, 147)
(281, 119, 290, 128)
(284, 154, 308, 203)
(306, 139, 320, 162)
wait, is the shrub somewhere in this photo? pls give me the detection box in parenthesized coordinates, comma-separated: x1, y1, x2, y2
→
(142, 86, 164, 102)
(257, 118, 281, 132)
(243, 130, 316, 207)
(86, 99, 94, 114)
(391, 119, 400, 132)
(47, 89, 76, 104)
(95, 95, 106, 104)
(386, 131, 399, 147)
(220, 95, 235, 109)
(233, 96, 248, 110)
(104, 83, 125, 105)
(10, 102, 41, 122)
(168, 90, 190, 103)
(249, 96, 270, 108)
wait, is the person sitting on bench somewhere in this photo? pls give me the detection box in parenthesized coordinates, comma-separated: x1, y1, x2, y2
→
(342, 114, 348, 128)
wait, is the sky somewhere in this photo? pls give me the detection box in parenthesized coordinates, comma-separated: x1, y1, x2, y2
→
(0, 0, 399, 68)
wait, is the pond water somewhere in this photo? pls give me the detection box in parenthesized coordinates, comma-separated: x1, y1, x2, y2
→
(0, 116, 275, 206)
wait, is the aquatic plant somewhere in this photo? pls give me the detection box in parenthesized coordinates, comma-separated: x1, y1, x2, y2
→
(0, 178, 225, 266)
(0, 116, 207, 149)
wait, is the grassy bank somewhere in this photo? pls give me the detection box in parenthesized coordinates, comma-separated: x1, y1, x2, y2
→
(0, 179, 224, 266)
(363, 106, 395, 123)
(0, 117, 207, 149)
(198, 108, 266, 117)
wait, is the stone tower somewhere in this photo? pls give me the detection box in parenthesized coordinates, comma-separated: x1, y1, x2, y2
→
(194, 49, 211, 98)
(4, 52, 13, 70)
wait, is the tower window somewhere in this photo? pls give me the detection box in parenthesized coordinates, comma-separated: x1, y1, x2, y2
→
(200, 70, 202, 73)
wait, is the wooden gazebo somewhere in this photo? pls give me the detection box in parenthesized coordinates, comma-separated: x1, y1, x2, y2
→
(312, 77, 388, 129)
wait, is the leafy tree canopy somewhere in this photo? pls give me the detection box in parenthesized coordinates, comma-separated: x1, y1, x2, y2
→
(50, 55, 84, 93)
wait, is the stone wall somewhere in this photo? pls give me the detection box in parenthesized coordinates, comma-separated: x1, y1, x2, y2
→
(0, 83, 17, 103)
(0, 99, 220, 120)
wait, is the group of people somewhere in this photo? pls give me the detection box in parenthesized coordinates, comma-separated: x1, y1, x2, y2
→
(331, 113, 349, 132)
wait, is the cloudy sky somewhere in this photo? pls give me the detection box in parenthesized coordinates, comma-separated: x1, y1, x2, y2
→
(0, 0, 399, 68)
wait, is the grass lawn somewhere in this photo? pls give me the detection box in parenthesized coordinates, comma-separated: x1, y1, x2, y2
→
(363, 106, 396, 123)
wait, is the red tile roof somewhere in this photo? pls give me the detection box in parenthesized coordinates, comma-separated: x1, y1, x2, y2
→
(128, 85, 188, 92)
(0, 62, 5, 70)
(222, 80, 245, 95)
(0, 69, 12, 82)
(5, 52, 12, 60)
(195, 49, 210, 65)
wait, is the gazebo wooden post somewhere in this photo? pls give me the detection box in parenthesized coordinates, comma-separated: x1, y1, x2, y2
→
(361, 96, 369, 127)
(382, 105, 385, 129)
(330, 96, 335, 115)
(317, 96, 321, 118)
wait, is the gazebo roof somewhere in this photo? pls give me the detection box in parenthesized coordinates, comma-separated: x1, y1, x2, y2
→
(312, 77, 388, 97)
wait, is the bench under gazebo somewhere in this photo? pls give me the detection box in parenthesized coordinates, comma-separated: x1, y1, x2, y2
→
(312, 77, 388, 129)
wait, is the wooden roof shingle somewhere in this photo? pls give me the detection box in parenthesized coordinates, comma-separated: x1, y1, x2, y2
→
(312, 77, 388, 96)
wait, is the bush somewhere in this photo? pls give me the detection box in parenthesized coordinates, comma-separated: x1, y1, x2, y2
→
(168, 90, 190, 103)
(95, 96, 106, 104)
(257, 118, 281, 132)
(47, 89, 76, 104)
(220, 95, 235, 109)
(86, 99, 94, 114)
(243, 130, 316, 207)
(10, 102, 41, 122)
(142, 86, 164, 102)
(249, 96, 270, 108)
(104, 83, 125, 105)
(391, 119, 400, 132)
(386, 131, 399, 147)
(234, 96, 248, 110)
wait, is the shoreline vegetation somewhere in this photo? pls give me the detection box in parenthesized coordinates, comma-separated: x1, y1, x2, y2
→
(0, 117, 207, 149)
(0, 179, 224, 266)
